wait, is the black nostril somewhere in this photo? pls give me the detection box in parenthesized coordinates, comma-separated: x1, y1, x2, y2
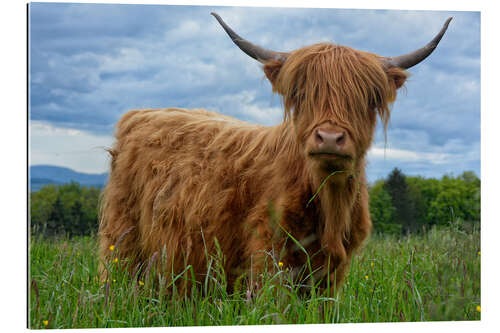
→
(315, 129, 324, 143)
(336, 132, 346, 146)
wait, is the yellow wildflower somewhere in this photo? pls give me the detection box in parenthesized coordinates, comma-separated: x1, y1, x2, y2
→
(139, 280, 145, 286)
(278, 261, 284, 268)
(113, 258, 118, 263)
(365, 275, 369, 280)
(43, 320, 48, 326)
(476, 305, 481, 312)
(478, 251, 481, 256)
(109, 245, 115, 251)
(113, 279, 116, 283)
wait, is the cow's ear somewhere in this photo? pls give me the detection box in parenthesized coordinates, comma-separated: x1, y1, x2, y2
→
(263, 59, 283, 88)
(386, 67, 408, 90)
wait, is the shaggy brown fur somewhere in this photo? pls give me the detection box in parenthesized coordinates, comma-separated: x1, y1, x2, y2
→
(98, 42, 408, 292)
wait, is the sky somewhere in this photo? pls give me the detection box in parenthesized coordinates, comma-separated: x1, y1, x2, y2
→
(28, 2, 480, 182)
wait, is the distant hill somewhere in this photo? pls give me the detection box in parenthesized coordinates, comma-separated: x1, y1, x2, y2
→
(30, 165, 108, 191)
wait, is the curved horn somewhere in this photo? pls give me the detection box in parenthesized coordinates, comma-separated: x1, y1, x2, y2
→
(383, 17, 452, 69)
(211, 12, 289, 64)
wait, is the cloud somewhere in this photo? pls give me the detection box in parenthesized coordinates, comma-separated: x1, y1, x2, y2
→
(30, 121, 113, 174)
(212, 90, 283, 125)
(368, 147, 452, 164)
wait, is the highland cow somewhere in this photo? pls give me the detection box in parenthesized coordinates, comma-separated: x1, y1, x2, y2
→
(99, 13, 451, 292)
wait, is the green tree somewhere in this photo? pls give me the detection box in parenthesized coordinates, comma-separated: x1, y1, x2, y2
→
(383, 168, 416, 234)
(47, 196, 65, 236)
(81, 186, 100, 235)
(69, 200, 84, 236)
(369, 180, 401, 234)
(406, 176, 440, 231)
(30, 182, 102, 237)
(428, 172, 480, 229)
(30, 185, 59, 232)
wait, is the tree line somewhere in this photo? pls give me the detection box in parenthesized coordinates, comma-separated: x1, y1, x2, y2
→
(370, 168, 480, 234)
(30, 182, 100, 237)
(30, 169, 480, 238)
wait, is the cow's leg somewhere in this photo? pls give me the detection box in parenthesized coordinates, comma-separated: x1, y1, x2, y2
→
(242, 210, 282, 295)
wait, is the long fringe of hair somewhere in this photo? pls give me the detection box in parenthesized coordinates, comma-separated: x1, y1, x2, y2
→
(271, 43, 407, 152)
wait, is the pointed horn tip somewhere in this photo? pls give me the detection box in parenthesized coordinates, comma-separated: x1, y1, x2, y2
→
(210, 12, 222, 21)
(210, 12, 221, 21)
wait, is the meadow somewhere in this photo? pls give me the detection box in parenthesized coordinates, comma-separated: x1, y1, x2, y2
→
(29, 223, 480, 329)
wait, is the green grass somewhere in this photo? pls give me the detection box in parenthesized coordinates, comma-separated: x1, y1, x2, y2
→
(29, 225, 480, 329)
